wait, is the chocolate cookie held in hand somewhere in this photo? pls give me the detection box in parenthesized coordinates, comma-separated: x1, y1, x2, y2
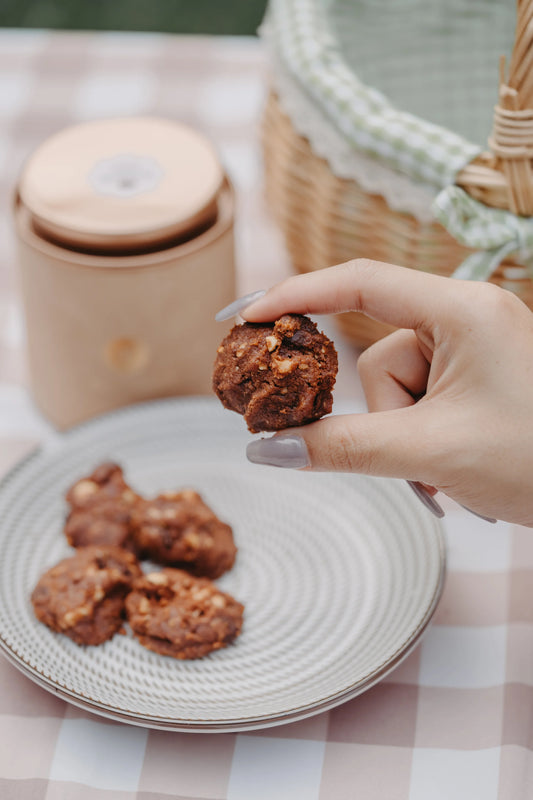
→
(213, 314, 338, 433)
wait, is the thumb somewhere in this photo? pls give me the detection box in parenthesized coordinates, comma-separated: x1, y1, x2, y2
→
(246, 408, 435, 480)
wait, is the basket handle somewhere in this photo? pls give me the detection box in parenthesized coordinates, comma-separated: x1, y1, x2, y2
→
(457, 0, 533, 216)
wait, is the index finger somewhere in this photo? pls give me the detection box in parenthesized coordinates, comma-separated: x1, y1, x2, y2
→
(241, 259, 458, 331)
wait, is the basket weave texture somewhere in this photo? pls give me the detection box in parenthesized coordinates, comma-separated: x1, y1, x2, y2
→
(262, 0, 533, 347)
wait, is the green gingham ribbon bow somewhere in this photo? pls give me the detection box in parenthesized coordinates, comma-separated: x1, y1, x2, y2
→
(433, 186, 533, 280)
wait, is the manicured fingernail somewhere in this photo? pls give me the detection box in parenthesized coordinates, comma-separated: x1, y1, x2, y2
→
(215, 290, 266, 322)
(247, 434, 311, 469)
(407, 481, 445, 519)
(459, 504, 497, 523)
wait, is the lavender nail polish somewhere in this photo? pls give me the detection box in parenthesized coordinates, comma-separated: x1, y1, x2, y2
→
(247, 435, 311, 469)
(458, 504, 497, 523)
(407, 481, 445, 519)
(215, 290, 266, 322)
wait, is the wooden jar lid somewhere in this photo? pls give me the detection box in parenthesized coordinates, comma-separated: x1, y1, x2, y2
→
(18, 116, 225, 252)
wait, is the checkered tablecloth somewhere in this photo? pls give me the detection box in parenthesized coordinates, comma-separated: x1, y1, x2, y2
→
(0, 28, 532, 800)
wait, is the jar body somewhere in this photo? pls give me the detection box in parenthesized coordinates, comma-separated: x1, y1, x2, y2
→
(14, 183, 235, 429)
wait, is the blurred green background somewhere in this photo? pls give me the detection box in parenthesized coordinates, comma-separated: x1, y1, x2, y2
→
(0, 0, 268, 35)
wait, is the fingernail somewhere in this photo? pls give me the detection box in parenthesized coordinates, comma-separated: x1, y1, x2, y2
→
(407, 481, 445, 519)
(215, 290, 266, 322)
(247, 434, 311, 469)
(459, 504, 497, 524)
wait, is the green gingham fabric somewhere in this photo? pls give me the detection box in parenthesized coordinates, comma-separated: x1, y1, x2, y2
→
(433, 187, 533, 280)
(268, 0, 481, 189)
(268, 0, 531, 280)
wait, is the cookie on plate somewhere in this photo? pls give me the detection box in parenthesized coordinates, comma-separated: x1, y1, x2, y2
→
(212, 314, 338, 432)
(64, 462, 141, 551)
(125, 568, 244, 659)
(132, 489, 236, 579)
(31, 545, 142, 646)
(65, 501, 139, 552)
(66, 462, 137, 509)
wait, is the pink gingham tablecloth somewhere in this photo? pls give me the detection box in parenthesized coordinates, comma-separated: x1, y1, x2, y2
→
(0, 28, 532, 800)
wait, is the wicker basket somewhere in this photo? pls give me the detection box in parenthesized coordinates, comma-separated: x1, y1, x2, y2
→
(261, 0, 533, 347)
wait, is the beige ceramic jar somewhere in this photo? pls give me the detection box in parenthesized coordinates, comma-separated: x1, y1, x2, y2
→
(14, 116, 235, 428)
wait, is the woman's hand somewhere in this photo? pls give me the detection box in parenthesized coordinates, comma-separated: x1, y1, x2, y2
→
(233, 259, 533, 527)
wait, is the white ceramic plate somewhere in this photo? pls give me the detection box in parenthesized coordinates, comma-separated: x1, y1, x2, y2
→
(0, 398, 445, 731)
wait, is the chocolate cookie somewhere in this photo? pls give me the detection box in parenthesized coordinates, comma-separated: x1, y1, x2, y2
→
(212, 314, 338, 432)
(125, 568, 244, 659)
(132, 489, 236, 579)
(66, 462, 137, 509)
(64, 501, 138, 552)
(31, 545, 142, 646)
(64, 462, 141, 552)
